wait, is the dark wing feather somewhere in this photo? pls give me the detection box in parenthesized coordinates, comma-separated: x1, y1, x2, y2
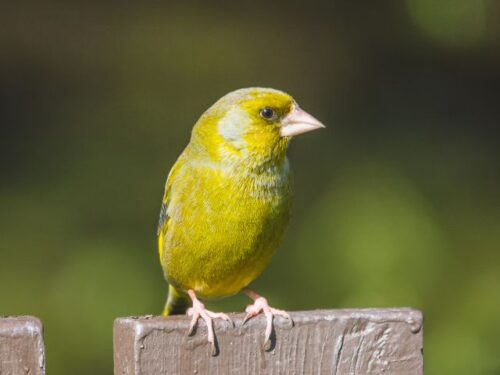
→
(157, 202, 169, 235)
(156, 157, 184, 236)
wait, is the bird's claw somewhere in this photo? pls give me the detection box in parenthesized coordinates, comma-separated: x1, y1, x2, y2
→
(186, 299, 233, 356)
(242, 312, 254, 325)
(242, 297, 293, 349)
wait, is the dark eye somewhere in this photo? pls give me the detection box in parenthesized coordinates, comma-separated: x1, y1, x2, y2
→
(260, 107, 275, 120)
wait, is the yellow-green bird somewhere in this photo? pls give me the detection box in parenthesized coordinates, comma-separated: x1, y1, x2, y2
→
(157, 87, 324, 353)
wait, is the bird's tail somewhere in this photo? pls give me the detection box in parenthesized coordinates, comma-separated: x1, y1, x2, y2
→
(162, 285, 191, 316)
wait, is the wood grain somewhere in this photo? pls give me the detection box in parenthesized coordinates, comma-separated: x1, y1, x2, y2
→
(0, 316, 45, 375)
(114, 308, 423, 375)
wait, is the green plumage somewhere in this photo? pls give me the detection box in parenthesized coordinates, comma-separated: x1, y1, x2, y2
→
(158, 88, 296, 315)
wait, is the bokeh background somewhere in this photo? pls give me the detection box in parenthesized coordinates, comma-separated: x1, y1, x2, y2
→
(1, 1, 499, 374)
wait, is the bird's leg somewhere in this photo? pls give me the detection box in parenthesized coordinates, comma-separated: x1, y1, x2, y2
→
(242, 288, 293, 349)
(186, 289, 233, 356)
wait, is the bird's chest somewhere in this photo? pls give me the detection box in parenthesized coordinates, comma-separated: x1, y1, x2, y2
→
(195, 167, 291, 250)
(164, 164, 292, 297)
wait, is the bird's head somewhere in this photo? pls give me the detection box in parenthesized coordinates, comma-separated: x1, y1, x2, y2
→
(191, 88, 324, 167)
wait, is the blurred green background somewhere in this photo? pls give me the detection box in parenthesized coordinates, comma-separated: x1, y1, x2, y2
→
(1, 1, 499, 374)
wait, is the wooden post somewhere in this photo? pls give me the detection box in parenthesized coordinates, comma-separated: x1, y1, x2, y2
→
(114, 308, 423, 375)
(0, 316, 45, 375)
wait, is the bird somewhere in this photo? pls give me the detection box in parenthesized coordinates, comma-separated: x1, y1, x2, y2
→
(157, 87, 324, 354)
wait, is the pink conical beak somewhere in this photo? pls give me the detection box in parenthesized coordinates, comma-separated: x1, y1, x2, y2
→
(280, 107, 325, 137)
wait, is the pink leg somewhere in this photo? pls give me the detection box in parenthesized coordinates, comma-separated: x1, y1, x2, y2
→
(186, 289, 233, 356)
(242, 288, 293, 348)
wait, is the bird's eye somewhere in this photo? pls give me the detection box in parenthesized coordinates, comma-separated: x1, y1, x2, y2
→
(260, 107, 275, 120)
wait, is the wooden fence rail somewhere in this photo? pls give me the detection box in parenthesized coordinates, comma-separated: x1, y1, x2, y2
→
(114, 308, 423, 375)
(0, 316, 45, 375)
(0, 309, 422, 374)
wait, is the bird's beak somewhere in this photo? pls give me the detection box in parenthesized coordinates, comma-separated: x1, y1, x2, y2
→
(280, 107, 325, 137)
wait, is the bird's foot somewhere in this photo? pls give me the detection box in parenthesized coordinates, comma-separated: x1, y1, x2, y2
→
(186, 290, 233, 356)
(242, 293, 293, 350)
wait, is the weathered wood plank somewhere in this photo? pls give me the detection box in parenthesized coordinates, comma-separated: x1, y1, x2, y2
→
(114, 308, 423, 375)
(0, 316, 45, 375)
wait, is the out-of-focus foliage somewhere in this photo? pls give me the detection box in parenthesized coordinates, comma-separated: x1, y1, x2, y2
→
(407, 0, 489, 46)
(1, 1, 499, 374)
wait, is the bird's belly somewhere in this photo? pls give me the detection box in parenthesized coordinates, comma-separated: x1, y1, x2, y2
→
(162, 183, 291, 298)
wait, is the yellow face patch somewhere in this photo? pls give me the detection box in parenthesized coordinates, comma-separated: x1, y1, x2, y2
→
(214, 89, 294, 161)
(241, 89, 295, 127)
(191, 88, 295, 166)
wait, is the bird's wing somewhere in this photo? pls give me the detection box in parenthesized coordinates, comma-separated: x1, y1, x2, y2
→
(157, 158, 184, 235)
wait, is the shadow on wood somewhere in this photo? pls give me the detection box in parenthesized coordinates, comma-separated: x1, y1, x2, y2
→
(114, 308, 423, 375)
(0, 316, 45, 375)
